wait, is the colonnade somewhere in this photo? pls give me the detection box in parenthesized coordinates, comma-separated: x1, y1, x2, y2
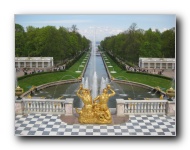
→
(15, 57, 54, 68)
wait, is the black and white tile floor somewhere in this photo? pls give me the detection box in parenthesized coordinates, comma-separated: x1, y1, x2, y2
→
(15, 114, 175, 136)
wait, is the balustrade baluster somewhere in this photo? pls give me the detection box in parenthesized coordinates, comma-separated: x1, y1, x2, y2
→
(39, 102, 41, 112)
(151, 102, 153, 113)
(128, 102, 131, 113)
(52, 102, 54, 112)
(24, 102, 27, 114)
(148, 103, 151, 114)
(30, 101, 33, 112)
(160, 102, 163, 114)
(51, 102, 54, 112)
(49, 102, 52, 112)
(141, 103, 144, 113)
(134, 103, 137, 114)
(144, 103, 147, 113)
(151, 103, 155, 113)
(48, 102, 51, 112)
(137, 103, 140, 113)
(163, 102, 166, 114)
(42, 102, 45, 112)
(156, 102, 159, 113)
(162, 102, 165, 114)
(58, 102, 62, 112)
(42, 102, 44, 112)
(127, 103, 130, 113)
(45, 102, 47, 112)
(32, 102, 36, 112)
(60, 102, 63, 113)
(130, 102, 134, 113)
(36, 102, 39, 112)
(128, 103, 130, 113)
(27, 102, 30, 113)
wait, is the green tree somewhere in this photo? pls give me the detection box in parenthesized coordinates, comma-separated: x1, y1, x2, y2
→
(139, 29, 162, 58)
(15, 24, 91, 63)
(161, 28, 175, 58)
(15, 24, 26, 56)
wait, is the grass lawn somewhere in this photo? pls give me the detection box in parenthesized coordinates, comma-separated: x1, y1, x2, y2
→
(18, 53, 89, 92)
(103, 53, 173, 91)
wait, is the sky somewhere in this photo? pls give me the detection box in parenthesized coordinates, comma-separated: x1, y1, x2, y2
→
(15, 14, 176, 41)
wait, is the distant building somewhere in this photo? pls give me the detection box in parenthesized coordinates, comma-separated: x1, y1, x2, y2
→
(15, 57, 54, 68)
(139, 57, 175, 69)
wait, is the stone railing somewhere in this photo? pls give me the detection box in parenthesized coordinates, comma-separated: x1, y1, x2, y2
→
(15, 98, 175, 117)
(15, 98, 74, 116)
(116, 99, 174, 116)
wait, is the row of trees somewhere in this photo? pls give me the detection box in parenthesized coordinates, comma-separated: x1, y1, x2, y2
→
(15, 24, 91, 64)
(99, 23, 175, 66)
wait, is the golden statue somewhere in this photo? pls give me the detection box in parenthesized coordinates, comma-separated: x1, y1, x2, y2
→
(76, 84, 115, 124)
(76, 84, 95, 124)
(160, 94, 164, 100)
(93, 84, 115, 124)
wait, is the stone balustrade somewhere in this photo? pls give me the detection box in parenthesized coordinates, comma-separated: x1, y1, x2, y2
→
(116, 99, 175, 116)
(15, 98, 74, 115)
(15, 98, 175, 117)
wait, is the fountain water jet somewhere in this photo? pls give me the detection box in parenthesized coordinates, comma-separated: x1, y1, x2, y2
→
(91, 71, 98, 99)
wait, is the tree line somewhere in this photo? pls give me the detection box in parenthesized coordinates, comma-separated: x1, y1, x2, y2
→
(15, 24, 91, 64)
(99, 23, 175, 66)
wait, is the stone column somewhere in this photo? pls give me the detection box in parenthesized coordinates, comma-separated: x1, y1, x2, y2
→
(36, 62, 38, 68)
(160, 63, 162, 69)
(42, 61, 44, 68)
(51, 60, 54, 67)
(142, 62, 144, 68)
(172, 63, 175, 69)
(48, 62, 50, 67)
(166, 63, 168, 69)
(154, 63, 156, 69)
(18, 62, 20, 68)
(166, 101, 175, 116)
(30, 62, 32, 68)
(15, 100, 24, 115)
(116, 99, 125, 116)
(64, 98, 74, 116)
(148, 63, 150, 69)
(24, 62, 26, 68)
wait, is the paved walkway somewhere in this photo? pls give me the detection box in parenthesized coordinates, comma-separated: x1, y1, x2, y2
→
(15, 114, 175, 136)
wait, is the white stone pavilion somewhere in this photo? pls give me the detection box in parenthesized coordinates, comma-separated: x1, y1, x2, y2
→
(15, 57, 54, 68)
(139, 57, 175, 69)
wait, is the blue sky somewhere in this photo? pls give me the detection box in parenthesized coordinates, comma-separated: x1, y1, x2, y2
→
(15, 14, 176, 41)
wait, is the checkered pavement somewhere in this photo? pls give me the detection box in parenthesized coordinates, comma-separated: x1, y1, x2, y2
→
(15, 114, 175, 136)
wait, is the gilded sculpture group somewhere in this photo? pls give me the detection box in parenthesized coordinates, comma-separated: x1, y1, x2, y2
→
(76, 84, 115, 124)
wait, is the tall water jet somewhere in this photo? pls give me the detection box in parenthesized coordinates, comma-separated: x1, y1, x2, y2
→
(100, 77, 106, 93)
(92, 71, 98, 99)
(84, 77, 89, 89)
(82, 77, 85, 86)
